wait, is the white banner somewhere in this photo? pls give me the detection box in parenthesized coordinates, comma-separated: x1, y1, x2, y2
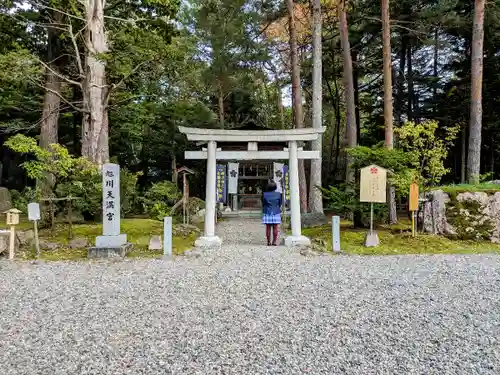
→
(273, 162, 285, 193)
(227, 162, 239, 194)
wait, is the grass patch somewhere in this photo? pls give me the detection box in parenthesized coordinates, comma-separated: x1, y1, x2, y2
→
(439, 183, 500, 195)
(303, 223, 500, 255)
(4, 217, 197, 261)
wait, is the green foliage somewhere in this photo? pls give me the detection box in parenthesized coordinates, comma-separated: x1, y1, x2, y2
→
(142, 181, 181, 220)
(9, 188, 40, 213)
(320, 183, 387, 226)
(440, 183, 500, 195)
(5, 135, 141, 218)
(348, 146, 415, 197)
(395, 120, 459, 187)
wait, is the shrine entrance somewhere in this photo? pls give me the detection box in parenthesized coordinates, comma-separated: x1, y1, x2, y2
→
(237, 162, 271, 210)
(179, 125, 325, 248)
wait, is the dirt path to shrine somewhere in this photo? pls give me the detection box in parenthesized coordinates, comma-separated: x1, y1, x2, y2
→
(1, 218, 499, 374)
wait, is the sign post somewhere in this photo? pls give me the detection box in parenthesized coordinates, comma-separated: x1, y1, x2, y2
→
(28, 203, 41, 258)
(409, 183, 419, 237)
(359, 165, 387, 247)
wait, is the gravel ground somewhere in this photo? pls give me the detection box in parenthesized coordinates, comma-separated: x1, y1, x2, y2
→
(1, 218, 500, 374)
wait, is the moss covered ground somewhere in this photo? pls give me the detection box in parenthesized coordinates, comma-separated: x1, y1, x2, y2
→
(302, 219, 500, 255)
(439, 183, 500, 195)
(4, 218, 198, 261)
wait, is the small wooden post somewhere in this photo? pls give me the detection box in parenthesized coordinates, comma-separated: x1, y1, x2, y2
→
(34, 221, 40, 258)
(5, 208, 21, 260)
(28, 203, 41, 258)
(67, 196, 73, 239)
(409, 183, 419, 237)
(9, 225, 15, 260)
(177, 166, 194, 225)
(50, 199, 55, 233)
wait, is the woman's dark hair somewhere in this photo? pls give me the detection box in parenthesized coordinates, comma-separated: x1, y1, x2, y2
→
(266, 181, 277, 192)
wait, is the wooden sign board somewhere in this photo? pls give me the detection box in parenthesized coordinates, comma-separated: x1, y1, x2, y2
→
(28, 203, 41, 221)
(409, 183, 419, 211)
(360, 165, 387, 203)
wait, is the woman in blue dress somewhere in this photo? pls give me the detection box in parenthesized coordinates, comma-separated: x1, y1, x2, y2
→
(262, 180, 282, 246)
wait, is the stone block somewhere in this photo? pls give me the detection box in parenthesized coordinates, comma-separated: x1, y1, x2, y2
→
(364, 231, 380, 247)
(0, 187, 12, 213)
(194, 236, 222, 248)
(88, 243, 132, 258)
(95, 234, 127, 248)
(284, 235, 311, 247)
(0, 229, 10, 254)
(69, 237, 89, 249)
(300, 212, 328, 228)
(149, 235, 162, 250)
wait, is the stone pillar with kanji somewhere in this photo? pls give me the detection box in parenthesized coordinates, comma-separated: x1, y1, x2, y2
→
(89, 163, 130, 257)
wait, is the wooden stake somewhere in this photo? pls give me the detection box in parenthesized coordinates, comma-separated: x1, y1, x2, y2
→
(411, 211, 416, 237)
(9, 225, 15, 260)
(34, 220, 40, 258)
(68, 197, 73, 239)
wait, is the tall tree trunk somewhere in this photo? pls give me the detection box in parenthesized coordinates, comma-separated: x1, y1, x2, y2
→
(172, 155, 178, 184)
(81, 0, 109, 167)
(433, 29, 439, 114)
(309, 0, 323, 214)
(338, 8, 357, 184)
(278, 84, 285, 129)
(461, 124, 467, 183)
(382, 0, 397, 224)
(396, 34, 406, 127)
(40, 76, 60, 151)
(467, 0, 485, 184)
(286, 0, 308, 212)
(40, 11, 63, 192)
(352, 50, 361, 143)
(218, 85, 224, 128)
(407, 40, 414, 122)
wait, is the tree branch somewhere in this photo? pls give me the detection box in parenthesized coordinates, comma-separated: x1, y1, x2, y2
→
(32, 1, 86, 22)
(68, 19, 84, 77)
(30, 79, 85, 113)
(38, 59, 82, 87)
(104, 59, 153, 104)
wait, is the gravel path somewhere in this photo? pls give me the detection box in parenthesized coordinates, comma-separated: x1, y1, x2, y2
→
(1, 218, 500, 374)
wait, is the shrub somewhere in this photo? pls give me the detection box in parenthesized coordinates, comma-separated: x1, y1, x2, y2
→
(5, 135, 142, 220)
(321, 183, 388, 227)
(142, 181, 181, 220)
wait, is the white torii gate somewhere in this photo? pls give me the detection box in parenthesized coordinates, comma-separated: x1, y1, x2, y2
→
(179, 126, 326, 248)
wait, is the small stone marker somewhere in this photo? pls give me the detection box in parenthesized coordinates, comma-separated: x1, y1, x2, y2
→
(360, 165, 387, 247)
(149, 235, 162, 250)
(331, 216, 341, 252)
(163, 217, 172, 258)
(28, 203, 41, 258)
